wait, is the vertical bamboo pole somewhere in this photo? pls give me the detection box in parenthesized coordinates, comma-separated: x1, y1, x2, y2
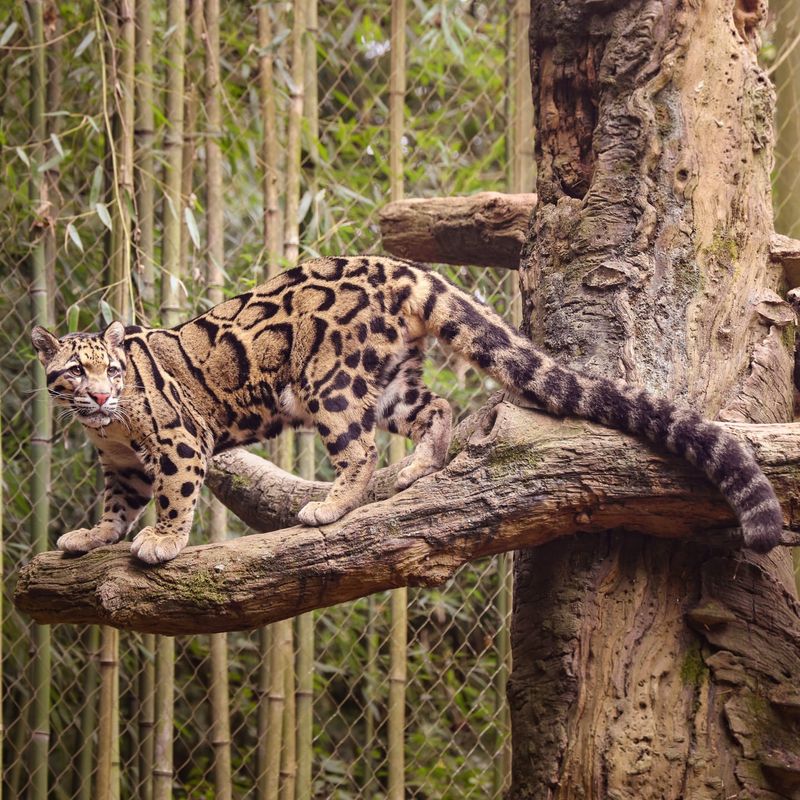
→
(283, 0, 305, 264)
(153, 636, 175, 800)
(259, 3, 282, 279)
(108, 0, 135, 322)
(134, 0, 157, 790)
(75, 626, 100, 800)
(95, 627, 120, 800)
(180, 0, 203, 273)
(277, 5, 306, 794)
(387, 2, 407, 798)
(363, 596, 380, 798)
(96, 7, 135, 797)
(295, 2, 317, 797)
(256, 5, 283, 797)
(27, 3, 52, 797)
(153, 4, 185, 799)
(256, 626, 273, 800)
(263, 620, 287, 800)
(279, 620, 297, 800)
(160, 0, 186, 330)
(138, 589, 156, 800)
(134, 0, 155, 308)
(204, 1, 232, 796)
(43, 0, 61, 327)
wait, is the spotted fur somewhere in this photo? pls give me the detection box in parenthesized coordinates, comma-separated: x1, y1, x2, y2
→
(31, 256, 783, 564)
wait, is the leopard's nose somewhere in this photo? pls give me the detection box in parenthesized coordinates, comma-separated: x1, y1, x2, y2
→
(90, 392, 110, 407)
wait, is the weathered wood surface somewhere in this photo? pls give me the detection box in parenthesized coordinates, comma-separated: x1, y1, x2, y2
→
(14, 400, 800, 635)
(378, 191, 537, 269)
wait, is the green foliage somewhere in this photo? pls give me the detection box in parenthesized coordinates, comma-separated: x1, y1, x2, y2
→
(1, 0, 514, 796)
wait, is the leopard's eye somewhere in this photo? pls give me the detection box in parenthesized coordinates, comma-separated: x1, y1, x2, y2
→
(108, 365, 120, 378)
(69, 365, 84, 378)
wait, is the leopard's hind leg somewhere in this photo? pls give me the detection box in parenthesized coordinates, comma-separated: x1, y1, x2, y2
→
(376, 346, 452, 490)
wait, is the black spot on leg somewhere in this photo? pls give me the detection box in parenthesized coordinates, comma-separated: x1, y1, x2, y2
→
(160, 454, 178, 475)
(180, 481, 194, 497)
(345, 350, 361, 369)
(176, 443, 196, 458)
(353, 376, 368, 398)
(159, 495, 170, 509)
(323, 395, 349, 412)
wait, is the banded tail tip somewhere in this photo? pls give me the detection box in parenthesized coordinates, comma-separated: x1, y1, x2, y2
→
(741, 506, 784, 554)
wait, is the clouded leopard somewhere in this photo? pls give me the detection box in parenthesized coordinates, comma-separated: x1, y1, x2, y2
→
(32, 255, 783, 564)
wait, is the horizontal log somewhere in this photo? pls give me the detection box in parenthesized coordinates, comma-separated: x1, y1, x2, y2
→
(379, 191, 537, 269)
(14, 401, 800, 635)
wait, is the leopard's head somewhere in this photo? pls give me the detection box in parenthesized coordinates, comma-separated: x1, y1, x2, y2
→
(31, 321, 127, 429)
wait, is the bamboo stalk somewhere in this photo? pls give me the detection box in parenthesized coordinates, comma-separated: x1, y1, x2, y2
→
(160, 0, 186, 329)
(363, 596, 380, 798)
(283, 0, 306, 264)
(263, 621, 286, 800)
(256, 626, 273, 800)
(203, 3, 232, 794)
(95, 8, 134, 795)
(258, 2, 282, 278)
(134, 0, 155, 308)
(279, 621, 297, 800)
(108, 0, 135, 322)
(257, 6, 288, 797)
(387, 587, 407, 800)
(180, 0, 203, 274)
(95, 627, 120, 800)
(27, 2, 52, 796)
(295, 2, 317, 796)
(152, 6, 185, 798)
(75, 627, 100, 800)
(43, 0, 61, 326)
(153, 636, 175, 800)
(134, 0, 157, 784)
(387, 3, 407, 797)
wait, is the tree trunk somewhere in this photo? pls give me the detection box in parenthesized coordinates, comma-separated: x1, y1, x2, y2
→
(510, 2, 800, 798)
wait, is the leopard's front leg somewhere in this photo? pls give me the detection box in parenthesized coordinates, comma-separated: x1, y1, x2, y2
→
(130, 437, 207, 565)
(57, 454, 153, 555)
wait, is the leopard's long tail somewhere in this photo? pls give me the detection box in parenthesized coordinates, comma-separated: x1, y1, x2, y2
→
(406, 265, 783, 553)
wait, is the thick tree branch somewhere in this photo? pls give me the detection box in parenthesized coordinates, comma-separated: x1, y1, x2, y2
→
(379, 192, 537, 268)
(14, 401, 800, 635)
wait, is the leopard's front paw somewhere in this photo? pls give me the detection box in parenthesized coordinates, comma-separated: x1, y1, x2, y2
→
(130, 526, 189, 565)
(297, 500, 351, 526)
(57, 527, 119, 555)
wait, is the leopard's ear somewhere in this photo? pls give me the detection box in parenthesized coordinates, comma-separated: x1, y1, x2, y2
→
(102, 320, 126, 349)
(31, 325, 60, 365)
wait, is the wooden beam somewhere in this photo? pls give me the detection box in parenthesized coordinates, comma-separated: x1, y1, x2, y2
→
(379, 191, 536, 269)
(14, 401, 800, 635)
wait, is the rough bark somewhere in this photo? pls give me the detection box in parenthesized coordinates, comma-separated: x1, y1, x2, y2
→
(13, 400, 800, 635)
(379, 191, 537, 268)
(511, 1, 800, 798)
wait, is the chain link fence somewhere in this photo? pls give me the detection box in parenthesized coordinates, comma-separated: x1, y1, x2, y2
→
(1, 1, 524, 797)
(3, 2, 798, 798)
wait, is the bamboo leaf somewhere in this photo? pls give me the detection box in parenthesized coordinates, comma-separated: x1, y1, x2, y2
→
(66, 304, 80, 333)
(66, 223, 84, 253)
(89, 165, 103, 207)
(0, 22, 18, 47)
(183, 207, 201, 250)
(95, 202, 112, 231)
(15, 147, 29, 167)
(49, 133, 64, 158)
(99, 300, 114, 325)
(74, 30, 96, 58)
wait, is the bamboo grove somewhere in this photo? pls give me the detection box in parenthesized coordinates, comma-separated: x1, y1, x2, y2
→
(1, 1, 799, 799)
